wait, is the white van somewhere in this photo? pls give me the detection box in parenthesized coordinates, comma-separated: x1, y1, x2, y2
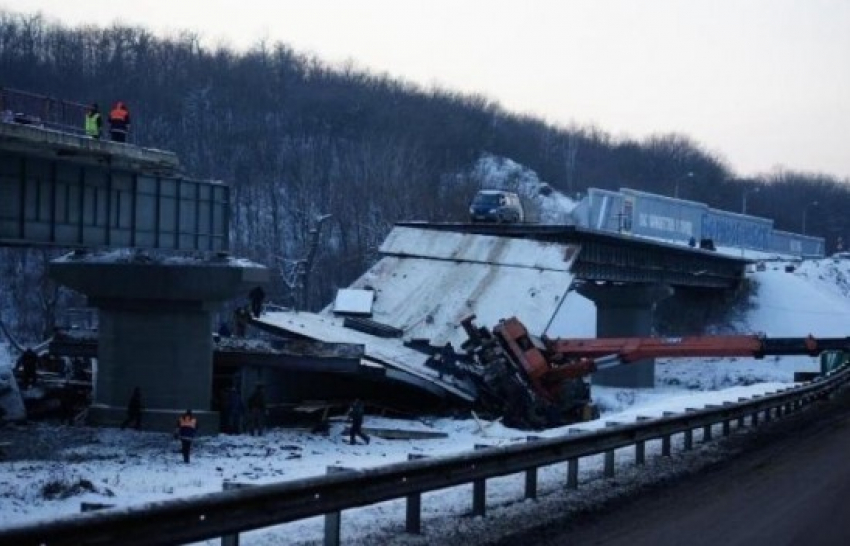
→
(468, 190, 525, 223)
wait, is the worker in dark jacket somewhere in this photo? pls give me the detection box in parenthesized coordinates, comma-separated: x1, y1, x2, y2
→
(175, 409, 197, 463)
(121, 387, 143, 430)
(108, 101, 131, 142)
(225, 386, 245, 434)
(249, 286, 266, 318)
(17, 348, 38, 389)
(348, 398, 370, 445)
(84, 103, 102, 139)
(233, 306, 249, 337)
(440, 342, 456, 379)
(247, 384, 266, 436)
(59, 383, 78, 426)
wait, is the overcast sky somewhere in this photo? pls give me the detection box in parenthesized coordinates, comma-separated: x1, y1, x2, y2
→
(9, 0, 850, 179)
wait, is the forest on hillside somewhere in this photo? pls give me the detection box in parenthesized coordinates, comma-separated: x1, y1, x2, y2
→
(2, 10, 849, 342)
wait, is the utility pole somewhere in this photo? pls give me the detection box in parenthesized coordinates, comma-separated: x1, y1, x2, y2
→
(802, 201, 818, 235)
(742, 187, 760, 215)
(674, 172, 694, 199)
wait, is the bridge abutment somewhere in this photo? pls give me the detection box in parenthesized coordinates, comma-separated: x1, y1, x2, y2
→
(49, 252, 267, 432)
(577, 283, 673, 388)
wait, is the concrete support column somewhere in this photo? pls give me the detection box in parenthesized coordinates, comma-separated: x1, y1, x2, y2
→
(576, 283, 673, 388)
(97, 304, 214, 411)
(50, 252, 267, 431)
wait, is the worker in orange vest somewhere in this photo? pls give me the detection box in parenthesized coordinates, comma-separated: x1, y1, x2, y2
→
(175, 409, 198, 463)
(108, 101, 131, 142)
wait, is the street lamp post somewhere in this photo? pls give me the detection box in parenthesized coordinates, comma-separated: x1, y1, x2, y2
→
(802, 201, 818, 235)
(741, 186, 760, 215)
(674, 172, 694, 199)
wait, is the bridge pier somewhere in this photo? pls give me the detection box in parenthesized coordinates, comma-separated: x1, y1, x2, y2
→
(577, 283, 673, 388)
(49, 252, 267, 432)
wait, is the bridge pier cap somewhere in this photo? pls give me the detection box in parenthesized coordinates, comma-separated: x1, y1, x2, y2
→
(49, 250, 268, 430)
(577, 282, 673, 389)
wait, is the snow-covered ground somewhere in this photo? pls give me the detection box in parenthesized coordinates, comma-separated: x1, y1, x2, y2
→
(1, 158, 845, 542)
(2, 255, 849, 545)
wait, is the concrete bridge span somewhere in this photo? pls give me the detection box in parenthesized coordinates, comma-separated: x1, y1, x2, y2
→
(1, 113, 266, 431)
(1, 121, 229, 251)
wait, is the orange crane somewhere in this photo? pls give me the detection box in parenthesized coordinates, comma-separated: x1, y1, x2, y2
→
(459, 315, 849, 429)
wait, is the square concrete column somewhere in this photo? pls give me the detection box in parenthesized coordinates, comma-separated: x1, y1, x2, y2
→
(50, 251, 268, 431)
(577, 283, 673, 388)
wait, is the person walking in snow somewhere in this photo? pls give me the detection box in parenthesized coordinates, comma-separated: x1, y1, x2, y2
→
(175, 409, 197, 463)
(249, 286, 266, 318)
(247, 384, 266, 436)
(347, 398, 370, 445)
(226, 386, 245, 434)
(121, 387, 143, 430)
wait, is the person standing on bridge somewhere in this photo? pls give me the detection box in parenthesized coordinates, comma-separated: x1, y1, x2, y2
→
(175, 409, 197, 463)
(84, 103, 102, 139)
(108, 101, 131, 142)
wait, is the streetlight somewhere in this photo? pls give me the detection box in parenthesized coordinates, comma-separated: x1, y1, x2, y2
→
(673, 172, 694, 199)
(741, 186, 760, 214)
(802, 201, 818, 235)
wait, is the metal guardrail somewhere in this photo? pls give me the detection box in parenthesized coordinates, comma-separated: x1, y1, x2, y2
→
(0, 86, 88, 135)
(1, 364, 849, 546)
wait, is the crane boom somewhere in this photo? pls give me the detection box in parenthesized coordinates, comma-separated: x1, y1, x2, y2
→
(459, 315, 850, 429)
(545, 333, 831, 363)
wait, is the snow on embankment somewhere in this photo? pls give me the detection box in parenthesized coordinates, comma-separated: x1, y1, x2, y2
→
(747, 259, 850, 338)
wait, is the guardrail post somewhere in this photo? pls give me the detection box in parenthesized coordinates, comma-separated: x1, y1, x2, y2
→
(325, 466, 354, 546)
(684, 409, 696, 451)
(524, 436, 541, 499)
(405, 454, 428, 534)
(737, 398, 747, 427)
(221, 481, 255, 546)
(472, 445, 489, 517)
(603, 423, 618, 478)
(722, 403, 732, 436)
(661, 412, 675, 456)
(635, 416, 651, 465)
(700, 406, 714, 442)
(566, 428, 582, 488)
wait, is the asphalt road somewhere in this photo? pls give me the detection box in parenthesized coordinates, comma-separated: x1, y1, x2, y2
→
(496, 388, 850, 546)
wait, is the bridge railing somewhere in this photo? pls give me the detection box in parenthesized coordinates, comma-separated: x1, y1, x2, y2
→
(1, 364, 848, 546)
(0, 86, 89, 135)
